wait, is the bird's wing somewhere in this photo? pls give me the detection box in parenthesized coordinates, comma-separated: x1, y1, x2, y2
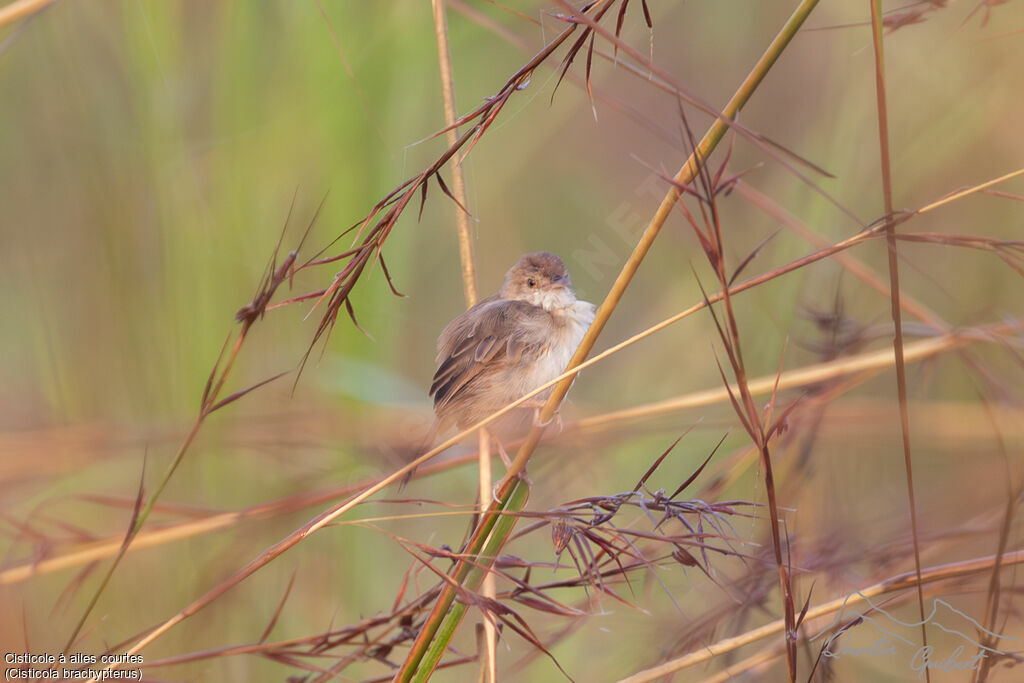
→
(430, 297, 552, 411)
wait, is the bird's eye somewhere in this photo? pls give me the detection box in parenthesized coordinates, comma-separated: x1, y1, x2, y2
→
(527, 278, 536, 288)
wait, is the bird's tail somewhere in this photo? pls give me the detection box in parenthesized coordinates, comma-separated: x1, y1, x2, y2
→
(399, 418, 443, 491)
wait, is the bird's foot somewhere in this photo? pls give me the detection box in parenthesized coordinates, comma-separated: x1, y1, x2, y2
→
(531, 406, 563, 432)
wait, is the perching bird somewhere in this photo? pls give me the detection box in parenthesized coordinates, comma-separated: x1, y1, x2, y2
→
(429, 251, 595, 445)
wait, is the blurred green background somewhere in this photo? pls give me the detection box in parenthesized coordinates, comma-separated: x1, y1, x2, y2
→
(2, 1, 1023, 680)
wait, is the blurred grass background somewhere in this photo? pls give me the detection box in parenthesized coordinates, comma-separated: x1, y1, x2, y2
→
(2, 1, 1023, 680)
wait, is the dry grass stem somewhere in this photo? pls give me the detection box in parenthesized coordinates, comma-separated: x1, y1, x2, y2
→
(431, 0, 477, 307)
(0, 0, 56, 27)
(575, 323, 1016, 430)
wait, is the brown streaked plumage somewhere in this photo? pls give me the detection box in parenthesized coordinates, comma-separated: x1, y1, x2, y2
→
(430, 252, 595, 438)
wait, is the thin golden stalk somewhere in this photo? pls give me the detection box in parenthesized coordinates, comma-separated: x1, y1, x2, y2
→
(431, 0, 477, 307)
(0, 0, 56, 27)
(573, 324, 1012, 430)
(696, 644, 787, 683)
(916, 167, 1024, 215)
(477, 433, 497, 683)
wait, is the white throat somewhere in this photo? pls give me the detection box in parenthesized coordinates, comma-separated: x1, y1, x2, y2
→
(529, 286, 576, 311)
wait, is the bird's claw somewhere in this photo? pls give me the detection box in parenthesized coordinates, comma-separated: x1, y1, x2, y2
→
(532, 407, 563, 432)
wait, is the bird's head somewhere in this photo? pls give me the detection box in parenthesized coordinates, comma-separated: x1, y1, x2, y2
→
(499, 251, 577, 310)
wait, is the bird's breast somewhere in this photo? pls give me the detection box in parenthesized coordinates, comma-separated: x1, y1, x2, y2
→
(521, 300, 596, 395)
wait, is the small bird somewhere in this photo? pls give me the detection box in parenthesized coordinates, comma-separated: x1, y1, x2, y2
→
(430, 252, 596, 447)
